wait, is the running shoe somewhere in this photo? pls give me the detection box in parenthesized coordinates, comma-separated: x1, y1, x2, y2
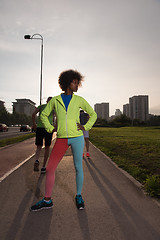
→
(86, 152, 90, 158)
(30, 198, 53, 211)
(75, 194, 85, 210)
(41, 167, 46, 173)
(34, 160, 39, 171)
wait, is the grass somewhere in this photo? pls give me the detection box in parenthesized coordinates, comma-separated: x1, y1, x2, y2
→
(0, 133, 35, 148)
(89, 127, 160, 198)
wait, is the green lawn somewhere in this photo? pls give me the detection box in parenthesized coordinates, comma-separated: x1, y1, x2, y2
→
(89, 127, 160, 197)
(0, 133, 35, 148)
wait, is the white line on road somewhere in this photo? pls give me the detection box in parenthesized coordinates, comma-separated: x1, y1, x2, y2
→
(0, 135, 56, 183)
(0, 153, 36, 183)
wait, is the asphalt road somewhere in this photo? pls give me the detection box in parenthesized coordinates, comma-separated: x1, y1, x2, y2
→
(0, 138, 160, 240)
(0, 137, 36, 179)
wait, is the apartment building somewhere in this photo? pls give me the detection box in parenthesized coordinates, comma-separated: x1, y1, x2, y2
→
(123, 104, 130, 117)
(12, 99, 36, 116)
(94, 102, 109, 120)
(123, 95, 149, 122)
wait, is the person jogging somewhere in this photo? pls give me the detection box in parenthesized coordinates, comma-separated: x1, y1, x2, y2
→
(30, 69, 97, 211)
(32, 97, 55, 173)
(80, 109, 90, 158)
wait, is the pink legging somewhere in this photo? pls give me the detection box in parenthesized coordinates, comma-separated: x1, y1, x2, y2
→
(45, 136, 84, 197)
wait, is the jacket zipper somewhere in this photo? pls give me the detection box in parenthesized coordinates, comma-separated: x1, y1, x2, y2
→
(66, 111, 68, 138)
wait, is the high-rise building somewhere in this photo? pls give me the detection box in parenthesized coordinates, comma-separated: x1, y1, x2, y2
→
(94, 102, 109, 120)
(123, 104, 130, 117)
(12, 99, 36, 116)
(129, 95, 149, 121)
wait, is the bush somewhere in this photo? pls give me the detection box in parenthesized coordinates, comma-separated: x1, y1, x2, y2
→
(144, 175, 160, 197)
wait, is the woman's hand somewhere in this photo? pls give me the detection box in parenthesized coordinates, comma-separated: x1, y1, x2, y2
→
(76, 122, 85, 131)
(53, 122, 57, 132)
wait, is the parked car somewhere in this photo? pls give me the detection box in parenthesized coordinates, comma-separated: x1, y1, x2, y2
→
(0, 123, 8, 132)
(20, 125, 31, 132)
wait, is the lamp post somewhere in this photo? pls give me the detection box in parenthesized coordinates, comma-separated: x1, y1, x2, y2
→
(24, 34, 43, 105)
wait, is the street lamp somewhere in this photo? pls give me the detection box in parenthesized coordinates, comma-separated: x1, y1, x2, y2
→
(24, 33, 43, 105)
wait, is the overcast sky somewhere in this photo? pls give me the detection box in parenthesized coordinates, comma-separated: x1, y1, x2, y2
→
(0, 0, 160, 116)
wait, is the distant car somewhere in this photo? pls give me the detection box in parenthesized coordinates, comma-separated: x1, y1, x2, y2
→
(0, 123, 8, 132)
(20, 125, 31, 132)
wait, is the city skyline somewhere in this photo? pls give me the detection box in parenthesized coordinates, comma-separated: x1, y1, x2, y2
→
(2, 94, 155, 120)
(0, 0, 160, 116)
(94, 94, 150, 121)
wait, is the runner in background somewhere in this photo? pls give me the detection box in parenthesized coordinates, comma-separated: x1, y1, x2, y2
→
(32, 97, 55, 173)
(80, 109, 90, 158)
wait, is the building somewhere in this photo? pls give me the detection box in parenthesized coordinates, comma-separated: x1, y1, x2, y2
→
(115, 109, 122, 117)
(129, 95, 149, 121)
(109, 109, 122, 121)
(94, 102, 109, 120)
(123, 104, 130, 117)
(12, 99, 36, 116)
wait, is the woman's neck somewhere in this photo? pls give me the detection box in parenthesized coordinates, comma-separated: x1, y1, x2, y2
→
(64, 89, 73, 95)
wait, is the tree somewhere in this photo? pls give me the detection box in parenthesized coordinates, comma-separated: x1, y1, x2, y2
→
(0, 108, 32, 126)
(111, 114, 132, 127)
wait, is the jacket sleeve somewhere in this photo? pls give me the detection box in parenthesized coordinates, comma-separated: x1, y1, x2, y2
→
(80, 97, 97, 131)
(40, 98, 55, 133)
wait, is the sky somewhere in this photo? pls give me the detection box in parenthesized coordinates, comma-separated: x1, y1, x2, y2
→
(0, 0, 160, 116)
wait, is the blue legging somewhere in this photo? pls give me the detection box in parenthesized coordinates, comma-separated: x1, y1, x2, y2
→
(45, 136, 84, 197)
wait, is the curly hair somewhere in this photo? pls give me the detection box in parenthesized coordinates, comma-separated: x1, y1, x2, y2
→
(58, 69, 84, 91)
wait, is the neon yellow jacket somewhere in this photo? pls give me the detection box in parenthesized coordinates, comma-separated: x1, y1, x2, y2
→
(40, 93, 97, 138)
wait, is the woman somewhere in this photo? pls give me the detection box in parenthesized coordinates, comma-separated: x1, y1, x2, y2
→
(31, 69, 97, 211)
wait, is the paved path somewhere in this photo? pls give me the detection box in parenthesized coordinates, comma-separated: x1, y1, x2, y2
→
(0, 140, 160, 240)
(0, 138, 36, 180)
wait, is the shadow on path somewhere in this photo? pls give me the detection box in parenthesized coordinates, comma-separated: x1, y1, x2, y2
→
(5, 173, 52, 240)
(76, 208, 91, 240)
(5, 191, 32, 240)
(84, 157, 160, 240)
(21, 173, 52, 240)
(19, 207, 52, 240)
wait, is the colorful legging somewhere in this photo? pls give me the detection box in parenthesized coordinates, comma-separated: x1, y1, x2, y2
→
(45, 136, 84, 198)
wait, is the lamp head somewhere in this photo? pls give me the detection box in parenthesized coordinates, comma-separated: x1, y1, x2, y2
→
(24, 35, 31, 39)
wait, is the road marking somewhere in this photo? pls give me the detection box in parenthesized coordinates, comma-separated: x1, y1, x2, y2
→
(0, 135, 56, 183)
(0, 153, 35, 183)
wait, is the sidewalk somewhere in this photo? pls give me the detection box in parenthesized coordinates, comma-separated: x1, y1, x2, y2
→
(0, 140, 160, 240)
